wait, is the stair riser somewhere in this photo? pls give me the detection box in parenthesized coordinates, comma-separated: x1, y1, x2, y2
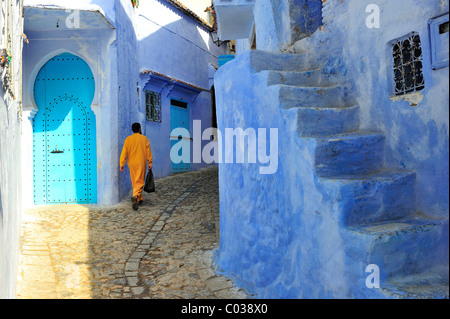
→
(250, 51, 317, 73)
(315, 134, 385, 177)
(268, 70, 338, 87)
(335, 172, 417, 226)
(280, 86, 354, 109)
(363, 220, 449, 279)
(297, 106, 360, 137)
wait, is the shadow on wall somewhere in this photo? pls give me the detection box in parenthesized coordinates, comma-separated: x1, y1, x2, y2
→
(116, 0, 220, 201)
(271, 0, 323, 43)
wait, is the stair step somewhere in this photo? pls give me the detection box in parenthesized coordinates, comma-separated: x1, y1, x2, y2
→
(348, 215, 449, 279)
(315, 132, 385, 177)
(382, 266, 449, 299)
(250, 50, 318, 73)
(321, 170, 416, 226)
(266, 69, 339, 87)
(297, 105, 360, 137)
(278, 85, 355, 109)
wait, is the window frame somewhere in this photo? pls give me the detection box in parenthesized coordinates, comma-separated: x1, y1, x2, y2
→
(145, 90, 162, 123)
(388, 31, 425, 97)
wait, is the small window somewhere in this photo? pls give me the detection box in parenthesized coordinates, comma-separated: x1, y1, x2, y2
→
(145, 90, 161, 123)
(391, 32, 425, 96)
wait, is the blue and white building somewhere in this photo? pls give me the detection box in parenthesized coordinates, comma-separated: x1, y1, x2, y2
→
(214, 0, 449, 298)
(21, 0, 228, 208)
(1, 0, 24, 299)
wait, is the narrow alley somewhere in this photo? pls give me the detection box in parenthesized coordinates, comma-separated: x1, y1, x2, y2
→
(16, 167, 248, 299)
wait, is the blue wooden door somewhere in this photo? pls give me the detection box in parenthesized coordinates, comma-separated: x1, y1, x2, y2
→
(170, 100, 191, 173)
(33, 53, 97, 204)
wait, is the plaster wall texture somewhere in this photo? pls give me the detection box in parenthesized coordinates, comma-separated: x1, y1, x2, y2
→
(116, 0, 227, 197)
(214, 0, 256, 40)
(0, 0, 24, 299)
(234, 0, 323, 54)
(215, 52, 360, 298)
(21, 24, 117, 206)
(22, 0, 119, 207)
(0, 96, 22, 299)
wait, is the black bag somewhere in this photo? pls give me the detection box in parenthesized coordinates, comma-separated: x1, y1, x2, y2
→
(144, 169, 155, 193)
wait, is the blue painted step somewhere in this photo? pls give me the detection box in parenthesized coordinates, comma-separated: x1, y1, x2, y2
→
(278, 85, 355, 109)
(321, 170, 416, 226)
(315, 132, 385, 177)
(266, 69, 339, 87)
(250, 50, 318, 73)
(297, 105, 360, 137)
(348, 215, 449, 280)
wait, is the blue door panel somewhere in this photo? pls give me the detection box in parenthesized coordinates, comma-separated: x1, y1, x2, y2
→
(170, 103, 191, 173)
(33, 53, 96, 204)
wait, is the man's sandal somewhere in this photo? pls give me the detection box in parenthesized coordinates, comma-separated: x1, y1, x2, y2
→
(131, 197, 139, 210)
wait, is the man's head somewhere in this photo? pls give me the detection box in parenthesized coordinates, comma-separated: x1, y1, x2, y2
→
(132, 123, 141, 133)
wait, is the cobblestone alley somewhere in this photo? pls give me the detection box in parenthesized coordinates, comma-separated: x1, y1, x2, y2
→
(16, 167, 249, 299)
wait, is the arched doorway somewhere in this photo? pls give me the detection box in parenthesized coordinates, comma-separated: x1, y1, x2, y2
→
(33, 53, 97, 204)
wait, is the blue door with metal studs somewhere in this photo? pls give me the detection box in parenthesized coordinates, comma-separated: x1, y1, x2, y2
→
(33, 53, 97, 204)
(170, 99, 191, 173)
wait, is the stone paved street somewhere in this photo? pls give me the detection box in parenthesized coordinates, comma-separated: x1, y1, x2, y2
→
(16, 167, 248, 299)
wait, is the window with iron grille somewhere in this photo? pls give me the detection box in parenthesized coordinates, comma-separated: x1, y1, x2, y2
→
(145, 90, 161, 123)
(392, 32, 425, 96)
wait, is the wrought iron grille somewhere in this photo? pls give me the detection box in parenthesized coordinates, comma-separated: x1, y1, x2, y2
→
(392, 32, 425, 96)
(145, 90, 162, 123)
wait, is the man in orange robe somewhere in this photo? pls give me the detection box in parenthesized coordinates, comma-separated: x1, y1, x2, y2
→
(120, 123, 153, 210)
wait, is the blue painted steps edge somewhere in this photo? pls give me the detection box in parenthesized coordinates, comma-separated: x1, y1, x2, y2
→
(347, 214, 449, 279)
(320, 170, 417, 226)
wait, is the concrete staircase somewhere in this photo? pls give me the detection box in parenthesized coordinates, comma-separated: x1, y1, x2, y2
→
(254, 50, 449, 298)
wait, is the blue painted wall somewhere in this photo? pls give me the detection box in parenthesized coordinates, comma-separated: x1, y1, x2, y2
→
(288, 0, 323, 41)
(0, 95, 22, 298)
